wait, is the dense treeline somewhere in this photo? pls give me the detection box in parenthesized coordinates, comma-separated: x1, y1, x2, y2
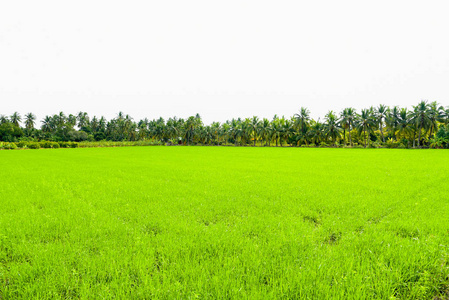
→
(1, 100, 449, 148)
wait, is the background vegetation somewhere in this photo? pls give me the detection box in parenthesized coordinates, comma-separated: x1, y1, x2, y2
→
(1, 100, 449, 149)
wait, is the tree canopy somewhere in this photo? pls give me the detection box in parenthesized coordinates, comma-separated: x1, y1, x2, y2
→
(1, 101, 449, 148)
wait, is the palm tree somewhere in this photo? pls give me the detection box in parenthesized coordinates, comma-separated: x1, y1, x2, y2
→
(340, 108, 356, 146)
(221, 122, 231, 145)
(185, 116, 196, 145)
(249, 116, 259, 146)
(77, 112, 90, 129)
(356, 109, 376, 148)
(25, 113, 36, 130)
(412, 101, 431, 147)
(56, 112, 66, 128)
(279, 118, 294, 146)
(294, 107, 310, 132)
(41, 116, 52, 133)
(376, 104, 388, 143)
(397, 108, 409, 135)
(67, 114, 77, 129)
(258, 118, 271, 146)
(385, 106, 400, 140)
(427, 101, 442, 140)
(323, 111, 341, 146)
(308, 120, 323, 145)
(441, 106, 449, 125)
(210, 122, 221, 145)
(10, 112, 21, 127)
(0, 115, 9, 124)
(271, 117, 282, 147)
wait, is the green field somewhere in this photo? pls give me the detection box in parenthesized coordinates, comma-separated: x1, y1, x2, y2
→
(1, 147, 448, 299)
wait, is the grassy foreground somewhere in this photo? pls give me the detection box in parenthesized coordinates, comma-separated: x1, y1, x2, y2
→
(1, 147, 448, 299)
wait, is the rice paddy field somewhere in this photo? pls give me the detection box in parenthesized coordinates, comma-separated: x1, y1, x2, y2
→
(1, 147, 449, 299)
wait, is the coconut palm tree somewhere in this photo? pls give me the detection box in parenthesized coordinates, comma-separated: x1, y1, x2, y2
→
(356, 109, 376, 148)
(340, 108, 356, 146)
(427, 101, 443, 140)
(249, 116, 259, 146)
(376, 104, 388, 143)
(0, 115, 9, 124)
(294, 107, 310, 132)
(385, 106, 400, 140)
(24, 113, 36, 130)
(278, 118, 294, 146)
(211, 122, 221, 145)
(258, 118, 271, 146)
(441, 106, 449, 125)
(185, 116, 197, 145)
(412, 101, 431, 147)
(323, 111, 341, 146)
(221, 122, 231, 145)
(41, 116, 52, 133)
(10, 112, 21, 127)
(66, 114, 77, 129)
(308, 120, 323, 145)
(270, 117, 282, 147)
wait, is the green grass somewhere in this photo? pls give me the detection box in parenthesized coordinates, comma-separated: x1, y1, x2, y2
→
(1, 147, 449, 299)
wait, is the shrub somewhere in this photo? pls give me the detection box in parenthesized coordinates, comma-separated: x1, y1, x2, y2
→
(1, 142, 18, 150)
(16, 141, 27, 148)
(51, 142, 60, 149)
(27, 142, 40, 149)
(40, 141, 52, 148)
(70, 142, 79, 148)
(372, 141, 382, 148)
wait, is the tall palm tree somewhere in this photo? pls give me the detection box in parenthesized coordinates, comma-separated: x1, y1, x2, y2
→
(41, 116, 52, 133)
(258, 118, 271, 146)
(397, 108, 411, 144)
(10, 112, 21, 127)
(308, 120, 323, 145)
(211, 122, 221, 145)
(0, 115, 9, 124)
(427, 101, 442, 140)
(340, 108, 356, 146)
(412, 100, 431, 147)
(376, 104, 388, 143)
(323, 111, 341, 146)
(279, 119, 294, 146)
(249, 116, 259, 146)
(294, 107, 310, 132)
(67, 114, 77, 129)
(221, 122, 231, 145)
(185, 116, 197, 145)
(356, 109, 376, 148)
(25, 113, 36, 130)
(385, 106, 400, 140)
(441, 106, 449, 125)
(271, 116, 282, 147)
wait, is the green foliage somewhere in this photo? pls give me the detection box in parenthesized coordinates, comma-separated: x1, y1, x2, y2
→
(0, 122, 23, 142)
(0, 142, 18, 149)
(2, 101, 449, 148)
(27, 142, 40, 149)
(39, 141, 53, 148)
(1, 147, 448, 299)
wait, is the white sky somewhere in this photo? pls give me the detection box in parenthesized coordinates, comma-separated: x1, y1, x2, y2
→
(1, 0, 449, 125)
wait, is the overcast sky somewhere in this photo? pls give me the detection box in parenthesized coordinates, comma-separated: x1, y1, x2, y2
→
(1, 0, 449, 125)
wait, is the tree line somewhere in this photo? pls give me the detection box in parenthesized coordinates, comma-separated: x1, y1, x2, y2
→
(1, 100, 449, 148)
